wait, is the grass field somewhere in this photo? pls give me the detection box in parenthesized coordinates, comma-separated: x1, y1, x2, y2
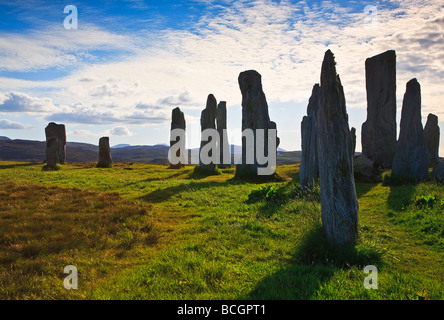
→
(0, 161, 443, 300)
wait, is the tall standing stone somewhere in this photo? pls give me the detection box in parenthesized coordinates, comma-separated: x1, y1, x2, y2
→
(45, 138, 58, 170)
(351, 127, 357, 157)
(362, 50, 397, 168)
(169, 107, 186, 168)
(199, 94, 218, 173)
(97, 137, 113, 168)
(45, 122, 66, 164)
(424, 113, 440, 168)
(317, 50, 359, 246)
(236, 70, 280, 177)
(216, 101, 229, 168)
(392, 79, 429, 181)
(300, 84, 320, 189)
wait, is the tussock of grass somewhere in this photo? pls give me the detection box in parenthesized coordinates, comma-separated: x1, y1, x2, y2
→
(192, 165, 222, 177)
(42, 164, 62, 171)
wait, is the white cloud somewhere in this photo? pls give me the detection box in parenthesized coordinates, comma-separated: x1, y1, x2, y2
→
(0, 24, 134, 72)
(0, 119, 33, 130)
(0, 92, 57, 113)
(1, 0, 443, 154)
(109, 126, 133, 136)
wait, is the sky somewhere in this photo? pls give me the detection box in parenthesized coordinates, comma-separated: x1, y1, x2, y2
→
(0, 0, 443, 155)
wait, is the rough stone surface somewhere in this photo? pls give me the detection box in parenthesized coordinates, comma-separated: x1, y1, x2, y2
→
(170, 107, 186, 168)
(351, 127, 356, 157)
(424, 113, 440, 168)
(97, 137, 113, 168)
(236, 70, 280, 177)
(300, 115, 316, 189)
(45, 138, 58, 169)
(199, 94, 218, 172)
(392, 79, 429, 181)
(317, 50, 359, 247)
(45, 122, 66, 164)
(432, 162, 444, 181)
(300, 84, 320, 189)
(362, 50, 397, 168)
(216, 101, 229, 168)
(353, 154, 379, 182)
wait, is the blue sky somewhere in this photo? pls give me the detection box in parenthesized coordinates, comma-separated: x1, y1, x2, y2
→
(0, 0, 443, 155)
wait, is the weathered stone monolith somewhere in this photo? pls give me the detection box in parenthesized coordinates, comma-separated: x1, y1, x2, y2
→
(317, 50, 359, 246)
(169, 107, 186, 168)
(351, 127, 356, 157)
(392, 79, 429, 181)
(300, 84, 320, 189)
(199, 94, 218, 173)
(45, 138, 58, 170)
(362, 50, 397, 168)
(97, 137, 113, 168)
(216, 101, 230, 168)
(433, 162, 444, 181)
(424, 113, 440, 168)
(45, 122, 66, 164)
(236, 70, 280, 177)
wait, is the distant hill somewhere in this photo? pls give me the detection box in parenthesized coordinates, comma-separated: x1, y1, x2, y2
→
(0, 139, 301, 164)
(112, 144, 131, 149)
(0, 136, 11, 141)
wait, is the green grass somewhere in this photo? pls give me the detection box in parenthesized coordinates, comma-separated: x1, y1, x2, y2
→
(0, 161, 443, 300)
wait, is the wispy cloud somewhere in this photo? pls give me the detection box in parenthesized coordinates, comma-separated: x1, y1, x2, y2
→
(0, 24, 134, 72)
(0, 119, 33, 130)
(0, 0, 443, 153)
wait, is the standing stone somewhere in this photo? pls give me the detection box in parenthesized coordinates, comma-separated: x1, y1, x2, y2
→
(97, 137, 113, 168)
(300, 115, 316, 189)
(432, 162, 444, 181)
(45, 138, 58, 170)
(308, 83, 320, 177)
(392, 79, 429, 181)
(317, 50, 359, 246)
(169, 107, 186, 169)
(45, 122, 66, 164)
(300, 84, 320, 189)
(216, 101, 230, 168)
(351, 127, 357, 157)
(199, 94, 218, 173)
(424, 113, 440, 168)
(236, 70, 280, 177)
(362, 50, 397, 168)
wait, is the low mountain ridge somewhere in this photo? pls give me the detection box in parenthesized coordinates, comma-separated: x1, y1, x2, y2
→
(0, 138, 300, 164)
